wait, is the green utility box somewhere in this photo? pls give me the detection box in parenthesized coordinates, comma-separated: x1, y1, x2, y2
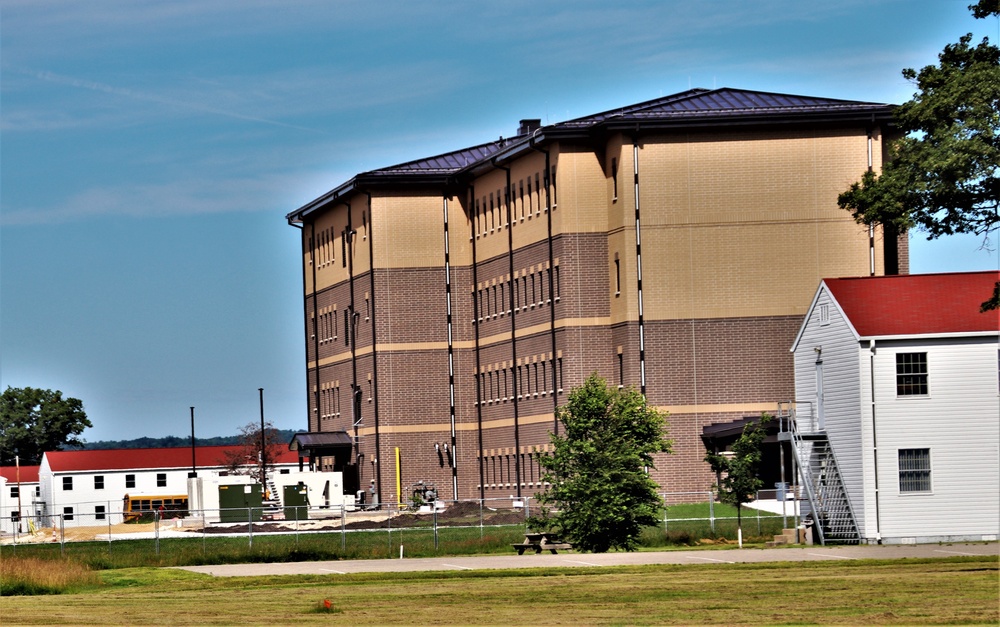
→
(218, 483, 263, 522)
(283, 483, 310, 521)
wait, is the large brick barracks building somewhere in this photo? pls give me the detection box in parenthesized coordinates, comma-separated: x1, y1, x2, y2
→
(286, 88, 900, 504)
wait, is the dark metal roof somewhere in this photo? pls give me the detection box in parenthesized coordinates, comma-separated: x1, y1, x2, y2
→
(287, 87, 894, 222)
(367, 141, 507, 177)
(288, 431, 353, 452)
(550, 88, 893, 132)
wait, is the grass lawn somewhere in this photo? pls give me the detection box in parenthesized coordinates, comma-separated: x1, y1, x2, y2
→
(1, 556, 996, 625)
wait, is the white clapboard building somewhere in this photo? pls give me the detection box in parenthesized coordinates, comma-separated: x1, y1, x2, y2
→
(791, 271, 999, 544)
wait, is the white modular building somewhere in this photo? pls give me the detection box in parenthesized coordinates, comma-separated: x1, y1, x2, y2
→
(791, 271, 999, 544)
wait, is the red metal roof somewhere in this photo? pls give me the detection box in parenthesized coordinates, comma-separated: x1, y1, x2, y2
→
(0, 465, 41, 483)
(824, 271, 1000, 338)
(43, 446, 299, 473)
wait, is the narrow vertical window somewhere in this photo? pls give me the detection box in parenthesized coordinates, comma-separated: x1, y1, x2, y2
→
(898, 449, 931, 492)
(519, 180, 525, 220)
(550, 165, 557, 206)
(896, 353, 928, 395)
(614, 256, 621, 295)
(611, 157, 619, 200)
(535, 173, 541, 213)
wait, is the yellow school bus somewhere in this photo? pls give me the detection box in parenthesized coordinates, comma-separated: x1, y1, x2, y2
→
(122, 493, 189, 522)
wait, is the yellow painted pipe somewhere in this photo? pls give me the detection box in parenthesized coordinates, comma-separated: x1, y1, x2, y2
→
(395, 447, 402, 507)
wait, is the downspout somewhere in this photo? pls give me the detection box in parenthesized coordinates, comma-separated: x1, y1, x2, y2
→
(631, 137, 647, 394)
(364, 191, 383, 505)
(341, 200, 361, 478)
(469, 183, 486, 501)
(495, 160, 522, 497)
(867, 130, 875, 277)
(869, 339, 882, 543)
(442, 196, 459, 500)
(531, 139, 560, 435)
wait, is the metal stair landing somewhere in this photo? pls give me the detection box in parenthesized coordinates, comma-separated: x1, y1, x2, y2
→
(778, 403, 861, 545)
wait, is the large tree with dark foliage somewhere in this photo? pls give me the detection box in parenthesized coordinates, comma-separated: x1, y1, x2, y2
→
(0, 386, 92, 465)
(838, 2, 1000, 310)
(529, 374, 671, 553)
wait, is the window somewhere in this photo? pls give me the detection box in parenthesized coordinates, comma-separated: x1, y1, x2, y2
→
(126, 474, 136, 489)
(819, 303, 830, 325)
(896, 352, 928, 395)
(10, 486, 19, 499)
(157, 473, 167, 488)
(95, 505, 106, 521)
(63, 476, 73, 491)
(94, 475, 104, 490)
(898, 448, 931, 492)
(11, 511, 20, 522)
(63, 506, 74, 521)
(614, 256, 621, 296)
(611, 157, 619, 200)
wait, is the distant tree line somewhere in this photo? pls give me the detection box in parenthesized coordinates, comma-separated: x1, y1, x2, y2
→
(82, 429, 298, 451)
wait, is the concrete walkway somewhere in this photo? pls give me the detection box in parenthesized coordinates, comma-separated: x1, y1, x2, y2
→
(177, 542, 998, 577)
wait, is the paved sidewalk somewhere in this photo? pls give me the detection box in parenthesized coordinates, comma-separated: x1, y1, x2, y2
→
(177, 542, 998, 577)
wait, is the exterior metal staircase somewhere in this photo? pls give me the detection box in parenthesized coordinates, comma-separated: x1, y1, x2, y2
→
(777, 402, 861, 545)
(262, 475, 283, 518)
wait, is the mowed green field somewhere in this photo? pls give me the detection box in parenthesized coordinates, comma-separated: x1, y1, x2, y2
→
(2, 556, 996, 625)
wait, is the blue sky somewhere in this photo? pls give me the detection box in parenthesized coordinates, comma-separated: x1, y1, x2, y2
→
(2, 1, 997, 442)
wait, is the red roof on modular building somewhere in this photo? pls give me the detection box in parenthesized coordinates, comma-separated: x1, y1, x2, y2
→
(43, 446, 299, 473)
(0, 465, 41, 483)
(824, 271, 1000, 338)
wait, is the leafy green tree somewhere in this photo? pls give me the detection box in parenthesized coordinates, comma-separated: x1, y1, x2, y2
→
(838, 4, 1000, 310)
(529, 373, 671, 552)
(704, 414, 770, 545)
(0, 386, 92, 465)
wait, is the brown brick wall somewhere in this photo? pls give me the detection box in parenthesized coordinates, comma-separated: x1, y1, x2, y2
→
(295, 118, 898, 501)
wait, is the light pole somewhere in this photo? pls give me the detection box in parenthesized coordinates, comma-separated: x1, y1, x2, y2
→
(189, 407, 197, 478)
(259, 388, 266, 487)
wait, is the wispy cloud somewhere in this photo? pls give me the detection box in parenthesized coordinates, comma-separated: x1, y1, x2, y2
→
(6, 66, 332, 135)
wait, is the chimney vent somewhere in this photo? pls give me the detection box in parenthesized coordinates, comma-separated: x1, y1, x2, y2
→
(517, 119, 541, 136)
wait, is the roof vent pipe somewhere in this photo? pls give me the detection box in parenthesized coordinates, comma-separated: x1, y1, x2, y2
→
(518, 119, 541, 136)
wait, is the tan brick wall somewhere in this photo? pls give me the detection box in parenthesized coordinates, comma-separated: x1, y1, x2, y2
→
(295, 120, 900, 500)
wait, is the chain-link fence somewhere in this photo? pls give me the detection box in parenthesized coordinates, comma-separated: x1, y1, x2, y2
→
(0, 492, 797, 558)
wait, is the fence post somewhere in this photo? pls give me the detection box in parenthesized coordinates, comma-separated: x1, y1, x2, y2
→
(433, 505, 439, 550)
(59, 514, 65, 557)
(155, 509, 160, 556)
(107, 502, 113, 550)
(479, 498, 484, 538)
(708, 491, 715, 534)
(247, 507, 253, 549)
(341, 504, 346, 551)
(756, 492, 761, 536)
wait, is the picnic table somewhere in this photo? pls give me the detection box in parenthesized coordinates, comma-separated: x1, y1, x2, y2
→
(512, 532, 573, 554)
